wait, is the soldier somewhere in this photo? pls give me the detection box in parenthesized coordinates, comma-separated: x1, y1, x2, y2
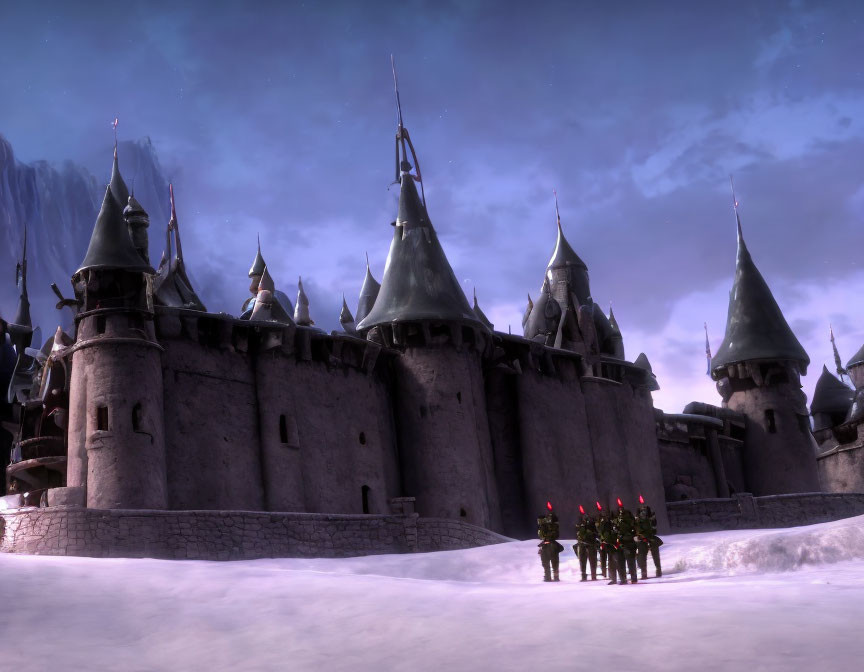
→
(572, 505, 599, 581)
(597, 504, 620, 585)
(614, 498, 639, 585)
(636, 496, 663, 579)
(537, 504, 564, 582)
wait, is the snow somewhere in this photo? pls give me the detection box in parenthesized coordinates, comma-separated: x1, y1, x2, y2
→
(3, 516, 864, 672)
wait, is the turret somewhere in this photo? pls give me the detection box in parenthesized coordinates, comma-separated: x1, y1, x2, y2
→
(607, 304, 625, 360)
(250, 266, 294, 324)
(810, 365, 854, 432)
(65, 142, 167, 510)
(546, 191, 591, 308)
(710, 184, 819, 495)
(340, 295, 356, 334)
(240, 238, 294, 319)
(355, 59, 501, 531)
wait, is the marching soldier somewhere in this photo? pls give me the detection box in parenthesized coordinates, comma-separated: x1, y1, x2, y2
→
(614, 498, 639, 585)
(636, 496, 663, 579)
(597, 504, 620, 585)
(537, 504, 564, 582)
(572, 505, 599, 581)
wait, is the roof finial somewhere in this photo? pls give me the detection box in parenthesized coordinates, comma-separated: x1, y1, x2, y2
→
(704, 321, 713, 376)
(112, 117, 119, 156)
(169, 183, 184, 263)
(830, 323, 848, 382)
(553, 189, 562, 232)
(730, 174, 742, 239)
(365, 251, 370, 270)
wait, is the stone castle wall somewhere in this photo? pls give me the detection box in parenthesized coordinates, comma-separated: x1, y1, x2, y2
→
(0, 508, 511, 560)
(668, 492, 864, 532)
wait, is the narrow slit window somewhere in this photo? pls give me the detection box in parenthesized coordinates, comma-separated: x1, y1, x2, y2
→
(132, 403, 142, 431)
(96, 405, 109, 431)
(361, 485, 371, 514)
(279, 415, 288, 444)
(96, 315, 106, 334)
(765, 409, 776, 434)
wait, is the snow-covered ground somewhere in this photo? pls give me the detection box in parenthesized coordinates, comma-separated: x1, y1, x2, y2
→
(3, 516, 864, 672)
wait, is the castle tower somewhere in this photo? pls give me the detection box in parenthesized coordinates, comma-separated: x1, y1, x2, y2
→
(810, 365, 854, 432)
(355, 254, 380, 326)
(710, 206, 820, 495)
(240, 238, 294, 318)
(65, 145, 167, 509)
(356, 63, 501, 530)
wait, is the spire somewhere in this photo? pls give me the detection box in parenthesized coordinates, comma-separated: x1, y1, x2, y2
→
(472, 288, 494, 331)
(249, 265, 294, 325)
(77, 144, 155, 275)
(830, 324, 847, 381)
(340, 294, 357, 333)
(355, 252, 381, 325)
(547, 191, 588, 272)
(152, 184, 206, 310)
(521, 293, 534, 329)
(356, 59, 484, 332)
(294, 276, 314, 326)
(123, 193, 151, 265)
(11, 225, 31, 330)
(608, 303, 620, 335)
(249, 235, 266, 278)
(710, 183, 809, 373)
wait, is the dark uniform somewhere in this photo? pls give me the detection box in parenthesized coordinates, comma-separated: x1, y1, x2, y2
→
(572, 516, 599, 581)
(635, 505, 663, 579)
(597, 512, 619, 584)
(537, 512, 564, 582)
(614, 507, 639, 585)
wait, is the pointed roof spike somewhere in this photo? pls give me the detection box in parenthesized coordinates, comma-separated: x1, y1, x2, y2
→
(472, 288, 494, 331)
(249, 236, 266, 277)
(547, 195, 588, 271)
(608, 303, 621, 335)
(811, 365, 854, 419)
(356, 64, 483, 332)
(258, 265, 275, 293)
(356, 255, 382, 325)
(830, 323, 847, 379)
(109, 139, 130, 208)
(521, 292, 534, 329)
(340, 294, 357, 333)
(710, 185, 809, 373)
(11, 224, 31, 330)
(294, 275, 314, 326)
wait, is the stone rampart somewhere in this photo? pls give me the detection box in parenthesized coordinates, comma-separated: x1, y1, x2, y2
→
(0, 508, 511, 560)
(668, 492, 864, 532)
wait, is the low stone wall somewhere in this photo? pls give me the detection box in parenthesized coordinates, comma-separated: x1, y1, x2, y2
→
(0, 508, 511, 560)
(668, 492, 864, 532)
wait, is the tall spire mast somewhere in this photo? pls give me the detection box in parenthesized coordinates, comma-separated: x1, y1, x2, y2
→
(704, 322, 712, 376)
(730, 174, 742, 237)
(830, 323, 847, 382)
(553, 188, 561, 231)
(391, 55, 425, 205)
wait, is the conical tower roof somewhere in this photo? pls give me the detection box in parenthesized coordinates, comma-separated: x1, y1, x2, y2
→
(340, 295, 356, 333)
(355, 253, 381, 325)
(810, 365, 854, 415)
(294, 276, 314, 326)
(846, 342, 864, 369)
(545, 194, 591, 305)
(711, 219, 809, 372)
(77, 147, 155, 275)
(547, 215, 588, 271)
(356, 70, 484, 332)
(249, 237, 266, 277)
(357, 171, 482, 331)
(609, 304, 621, 336)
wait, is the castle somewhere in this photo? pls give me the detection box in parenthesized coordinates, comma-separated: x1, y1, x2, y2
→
(1, 81, 857, 552)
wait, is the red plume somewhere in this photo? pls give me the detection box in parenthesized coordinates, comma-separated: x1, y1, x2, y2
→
(639, 494, 645, 505)
(579, 505, 585, 515)
(546, 501, 553, 511)
(617, 497, 623, 508)
(595, 501, 602, 511)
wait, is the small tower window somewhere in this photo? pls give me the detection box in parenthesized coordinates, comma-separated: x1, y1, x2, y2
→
(765, 409, 776, 434)
(460, 508, 467, 518)
(96, 405, 109, 431)
(456, 392, 462, 404)
(96, 316, 106, 334)
(279, 414, 288, 444)
(361, 485, 371, 514)
(132, 403, 142, 431)
(359, 431, 366, 445)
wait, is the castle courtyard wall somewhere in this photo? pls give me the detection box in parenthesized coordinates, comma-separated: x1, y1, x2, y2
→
(818, 439, 864, 493)
(0, 508, 511, 560)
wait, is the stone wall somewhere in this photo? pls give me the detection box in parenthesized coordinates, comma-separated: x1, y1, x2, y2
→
(668, 492, 864, 532)
(0, 508, 510, 560)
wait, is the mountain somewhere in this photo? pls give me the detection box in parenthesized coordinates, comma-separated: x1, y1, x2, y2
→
(0, 134, 170, 338)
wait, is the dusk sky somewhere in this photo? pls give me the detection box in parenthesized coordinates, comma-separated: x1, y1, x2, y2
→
(1, 0, 862, 412)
